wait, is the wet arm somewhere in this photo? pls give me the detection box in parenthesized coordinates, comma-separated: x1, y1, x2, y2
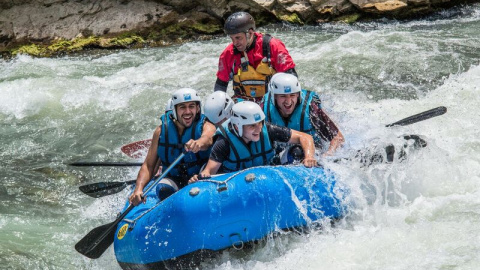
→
(288, 129, 316, 167)
(129, 126, 161, 205)
(198, 120, 216, 150)
(309, 97, 344, 154)
(185, 120, 216, 153)
(189, 159, 222, 183)
(189, 138, 229, 183)
(324, 131, 345, 156)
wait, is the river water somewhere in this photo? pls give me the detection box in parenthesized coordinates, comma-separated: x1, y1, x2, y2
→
(1, 4, 479, 270)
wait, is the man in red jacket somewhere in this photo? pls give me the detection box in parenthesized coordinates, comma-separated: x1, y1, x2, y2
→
(214, 11, 297, 104)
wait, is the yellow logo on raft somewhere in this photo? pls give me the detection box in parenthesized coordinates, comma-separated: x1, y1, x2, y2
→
(117, 224, 129, 240)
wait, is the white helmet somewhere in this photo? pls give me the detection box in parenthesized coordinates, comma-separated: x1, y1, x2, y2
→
(171, 88, 201, 120)
(268, 73, 301, 95)
(165, 98, 173, 112)
(203, 91, 234, 124)
(230, 101, 265, 137)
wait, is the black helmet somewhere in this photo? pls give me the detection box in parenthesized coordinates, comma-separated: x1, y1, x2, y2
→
(224, 12, 255, 35)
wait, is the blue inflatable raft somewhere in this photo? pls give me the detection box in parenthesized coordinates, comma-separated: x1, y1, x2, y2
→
(114, 165, 348, 269)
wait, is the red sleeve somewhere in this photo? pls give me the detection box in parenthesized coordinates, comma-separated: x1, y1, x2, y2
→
(216, 45, 235, 82)
(269, 37, 295, 72)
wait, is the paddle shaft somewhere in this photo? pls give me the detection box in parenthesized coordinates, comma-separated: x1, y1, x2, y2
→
(70, 161, 143, 167)
(385, 106, 446, 127)
(75, 152, 186, 259)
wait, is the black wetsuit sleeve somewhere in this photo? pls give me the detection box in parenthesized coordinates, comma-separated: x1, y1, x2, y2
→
(214, 78, 229, 92)
(266, 123, 292, 143)
(284, 68, 298, 78)
(209, 136, 230, 163)
(309, 95, 339, 142)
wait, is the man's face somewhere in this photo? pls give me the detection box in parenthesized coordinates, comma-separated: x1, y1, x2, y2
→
(229, 31, 249, 52)
(175, 102, 199, 127)
(274, 93, 300, 117)
(240, 121, 263, 142)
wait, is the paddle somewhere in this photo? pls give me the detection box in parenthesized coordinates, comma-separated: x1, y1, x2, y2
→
(350, 106, 446, 166)
(120, 140, 182, 158)
(121, 139, 152, 158)
(69, 161, 143, 167)
(79, 180, 137, 198)
(74, 152, 186, 259)
(385, 106, 446, 127)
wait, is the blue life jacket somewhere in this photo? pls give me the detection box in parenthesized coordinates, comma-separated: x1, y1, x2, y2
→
(218, 121, 274, 172)
(157, 111, 210, 185)
(263, 89, 320, 143)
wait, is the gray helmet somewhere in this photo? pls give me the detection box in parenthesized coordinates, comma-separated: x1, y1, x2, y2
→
(224, 12, 255, 35)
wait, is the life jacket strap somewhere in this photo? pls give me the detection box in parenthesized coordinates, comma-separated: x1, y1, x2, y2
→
(262, 34, 272, 64)
(219, 124, 241, 170)
(300, 90, 312, 131)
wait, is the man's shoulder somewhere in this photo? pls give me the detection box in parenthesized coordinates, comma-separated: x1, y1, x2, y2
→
(220, 43, 236, 55)
(266, 34, 286, 47)
(212, 135, 230, 150)
(255, 32, 275, 46)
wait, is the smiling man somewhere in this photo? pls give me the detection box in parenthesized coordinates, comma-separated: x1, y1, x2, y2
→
(189, 101, 316, 182)
(262, 73, 344, 162)
(129, 88, 216, 205)
(214, 11, 297, 103)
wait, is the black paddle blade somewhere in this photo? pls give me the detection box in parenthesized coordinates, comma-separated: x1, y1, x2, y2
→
(75, 203, 135, 259)
(79, 180, 137, 198)
(79, 182, 127, 198)
(386, 106, 447, 127)
(75, 221, 117, 259)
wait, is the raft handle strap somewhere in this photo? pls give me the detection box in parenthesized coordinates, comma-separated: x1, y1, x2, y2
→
(128, 199, 163, 224)
(123, 219, 137, 230)
(217, 182, 228, 192)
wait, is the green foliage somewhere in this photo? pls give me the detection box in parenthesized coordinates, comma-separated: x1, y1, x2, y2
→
(335, 13, 361, 24)
(67, 36, 99, 50)
(152, 20, 222, 40)
(47, 39, 72, 52)
(12, 44, 46, 57)
(191, 22, 222, 34)
(279, 13, 304, 25)
(107, 35, 145, 47)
